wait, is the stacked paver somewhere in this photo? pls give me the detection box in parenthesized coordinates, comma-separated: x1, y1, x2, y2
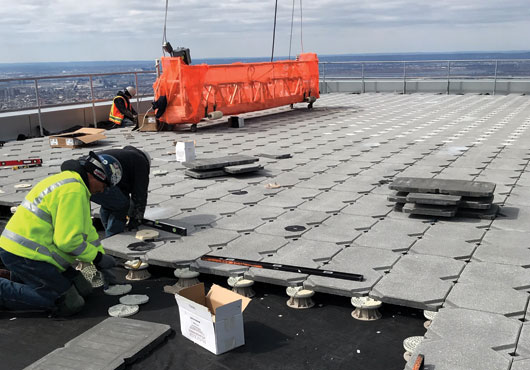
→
(388, 176, 498, 219)
(182, 154, 263, 178)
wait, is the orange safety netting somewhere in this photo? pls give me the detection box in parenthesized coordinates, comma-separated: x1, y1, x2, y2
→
(152, 53, 319, 125)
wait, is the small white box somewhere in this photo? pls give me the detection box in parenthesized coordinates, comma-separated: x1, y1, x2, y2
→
(175, 283, 251, 355)
(175, 141, 196, 162)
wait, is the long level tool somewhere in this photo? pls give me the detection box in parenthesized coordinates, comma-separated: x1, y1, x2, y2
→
(201, 255, 364, 282)
(142, 218, 187, 236)
(0, 158, 42, 167)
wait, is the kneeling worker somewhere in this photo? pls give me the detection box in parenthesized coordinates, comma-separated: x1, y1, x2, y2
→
(109, 86, 138, 127)
(90, 146, 151, 237)
(0, 152, 122, 316)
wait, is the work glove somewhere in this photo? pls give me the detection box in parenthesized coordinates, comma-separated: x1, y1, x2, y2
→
(93, 252, 118, 288)
(127, 206, 144, 231)
(127, 217, 142, 231)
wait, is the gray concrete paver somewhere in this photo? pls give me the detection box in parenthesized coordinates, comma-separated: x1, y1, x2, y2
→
(444, 281, 529, 319)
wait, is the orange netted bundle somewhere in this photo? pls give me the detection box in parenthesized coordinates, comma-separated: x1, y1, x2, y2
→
(152, 53, 319, 125)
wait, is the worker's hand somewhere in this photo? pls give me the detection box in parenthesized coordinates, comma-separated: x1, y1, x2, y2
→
(100, 269, 118, 289)
(127, 217, 142, 231)
(93, 252, 118, 289)
(94, 252, 115, 270)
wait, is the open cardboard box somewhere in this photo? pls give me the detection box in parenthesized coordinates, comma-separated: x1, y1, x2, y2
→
(174, 283, 251, 355)
(138, 114, 159, 132)
(49, 127, 107, 148)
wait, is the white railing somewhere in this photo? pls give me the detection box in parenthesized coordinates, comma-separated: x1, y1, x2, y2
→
(0, 70, 157, 136)
(2, 59, 530, 136)
(319, 59, 530, 94)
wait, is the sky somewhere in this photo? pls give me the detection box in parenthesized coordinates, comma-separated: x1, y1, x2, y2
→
(0, 0, 529, 63)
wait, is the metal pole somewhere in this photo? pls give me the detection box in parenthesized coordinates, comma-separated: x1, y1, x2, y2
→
(89, 75, 97, 127)
(134, 73, 140, 114)
(403, 61, 407, 94)
(322, 63, 327, 94)
(446, 61, 451, 95)
(155, 59, 161, 78)
(34, 80, 44, 136)
(361, 63, 365, 93)
(493, 60, 498, 96)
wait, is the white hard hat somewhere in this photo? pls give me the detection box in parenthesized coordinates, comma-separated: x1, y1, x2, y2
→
(125, 86, 137, 97)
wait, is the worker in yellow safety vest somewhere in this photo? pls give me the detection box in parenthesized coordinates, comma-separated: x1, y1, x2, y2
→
(0, 152, 123, 316)
(108, 86, 138, 127)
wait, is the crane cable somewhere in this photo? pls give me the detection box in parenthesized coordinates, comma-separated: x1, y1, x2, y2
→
(271, 0, 278, 62)
(280, 0, 305, 61)
(300, 0, 304, 53)
(288, 0, 295, 60)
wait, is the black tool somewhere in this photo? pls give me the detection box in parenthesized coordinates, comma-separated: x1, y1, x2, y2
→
(142, 218, 187, 236)
(201, 255, 364, 282)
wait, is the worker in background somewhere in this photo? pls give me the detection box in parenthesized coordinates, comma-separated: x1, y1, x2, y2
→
(0, 152, 122, 316)
(109, 86, 138, 127)
(90, 146, 151, 237)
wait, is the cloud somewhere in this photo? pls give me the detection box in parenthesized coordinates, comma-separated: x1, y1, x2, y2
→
(0, 0, 528, 62)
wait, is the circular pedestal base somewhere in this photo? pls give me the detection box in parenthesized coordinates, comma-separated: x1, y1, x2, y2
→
(403, 336, 423, 361)
(227, 276, 256, 298)
(173, 267, 200, 279)
(78, 264, 104, 288)
(126, 269, 152, 281)
(286, 287, 315, 309)
(423, 309, 437, 329)
(350, 297, 382, 321)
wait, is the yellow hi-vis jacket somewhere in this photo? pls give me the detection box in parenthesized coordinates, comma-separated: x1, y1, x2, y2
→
(108, 95, 131, 125)
(0, 171, 104, 271)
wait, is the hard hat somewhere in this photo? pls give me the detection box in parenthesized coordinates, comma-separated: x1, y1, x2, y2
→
(125, 86, 136, 97)
(83, 151, 122, 186)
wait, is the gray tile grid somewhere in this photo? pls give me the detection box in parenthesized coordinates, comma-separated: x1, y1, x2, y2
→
(147, 228, 241, 267)
(405, 340, 513, 370)
(444, 281, 529, 320)
(304, 244, 400, 296)
(245, 239, 343, 286)
(355, 217, 429, 252)
(340, 193, 394, 218)
(6, 93, 530, 370)
(254, 209, 330, 238)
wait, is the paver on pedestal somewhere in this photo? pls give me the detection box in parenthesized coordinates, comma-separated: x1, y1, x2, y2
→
(370, 271, 453, 310)
(425, 307, 521, 351)
(405, 339, 512, 370)
(245, 239, 343, 286)
(444, 281, 530, 320)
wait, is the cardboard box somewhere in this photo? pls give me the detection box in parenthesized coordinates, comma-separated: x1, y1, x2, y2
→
(175, 141, 196, 162)
(174, 283, 251, 354)
(49, 128, 107, 148)
(139, 114, 159, 132)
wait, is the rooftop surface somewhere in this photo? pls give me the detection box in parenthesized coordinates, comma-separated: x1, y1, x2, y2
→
(1, 92, 530, 369)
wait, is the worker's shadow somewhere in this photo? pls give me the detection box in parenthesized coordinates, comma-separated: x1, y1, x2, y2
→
(237, 321, 291, 354)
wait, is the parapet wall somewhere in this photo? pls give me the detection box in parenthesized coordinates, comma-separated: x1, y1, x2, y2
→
(0, 100, 152, 142)
(320, 79, 530, 95)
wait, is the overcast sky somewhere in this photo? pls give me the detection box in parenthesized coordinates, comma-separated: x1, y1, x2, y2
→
(1, 0, 529, 63)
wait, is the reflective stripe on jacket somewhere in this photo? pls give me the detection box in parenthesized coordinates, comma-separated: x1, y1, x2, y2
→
(109, 95, 131, 125)
(0, 171, 104, 271)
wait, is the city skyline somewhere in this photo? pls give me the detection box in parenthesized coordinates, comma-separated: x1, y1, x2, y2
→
(1, 0, 529, 63)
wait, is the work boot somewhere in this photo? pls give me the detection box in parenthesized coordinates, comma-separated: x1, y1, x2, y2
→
(55, 285, 85, 317)
(72, 272, 93, 297)
(0, 269, 11, 280)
